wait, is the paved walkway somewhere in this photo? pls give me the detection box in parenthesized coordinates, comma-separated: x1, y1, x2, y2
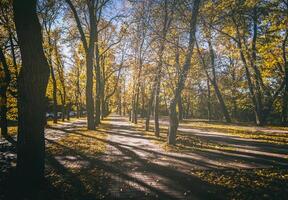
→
(95, 115, 288, 199)
(102, 115, 216, 199)
(3, 115, 287, 199)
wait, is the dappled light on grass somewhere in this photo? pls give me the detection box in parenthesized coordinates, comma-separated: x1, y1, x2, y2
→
(133, 119, 236, 153)
(44, 120, 109, 199)
(191, 168, 288, 199)
(182, 120, 288, 145)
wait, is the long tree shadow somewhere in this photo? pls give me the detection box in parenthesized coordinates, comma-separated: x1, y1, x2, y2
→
(45, 137, 224, 200)
(48, 124, 288, 169)
(35, 115, 288, 199)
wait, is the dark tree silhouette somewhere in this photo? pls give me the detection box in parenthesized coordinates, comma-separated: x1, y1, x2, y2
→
(13, 0, 50, 188)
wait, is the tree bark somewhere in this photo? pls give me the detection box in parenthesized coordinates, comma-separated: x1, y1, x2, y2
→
(145, 85, 155, 131)
(154, 0, 171, 136)
(95, 25, 101, 126)
(51, 65, 58, 123)
(13, 0, 50, 190)
(0, 47, 16, 145)
(207, 78, 211, 121)
(207, 39, 231, 123)
(281, 30, 288, 124)
(168, 0, 200, 145)
(178, 95, 183, 121)
(45, 28, 58, 123)
(65, 0, 95, 130)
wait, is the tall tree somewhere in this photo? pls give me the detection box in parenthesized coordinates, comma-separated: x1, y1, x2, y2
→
(167, 0, 201, 145)
(13, 0, 50, 190)
(65, 0, 96, 130)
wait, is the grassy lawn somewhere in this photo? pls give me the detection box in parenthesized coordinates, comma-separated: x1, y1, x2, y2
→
(43, 120, 109, 200)
(191, 168, 288, 199)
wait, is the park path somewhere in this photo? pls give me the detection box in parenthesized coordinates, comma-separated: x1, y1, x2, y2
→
(2, 115, 288, 199)
(100, 115, 218, 199)
(98, 115, 288, 199)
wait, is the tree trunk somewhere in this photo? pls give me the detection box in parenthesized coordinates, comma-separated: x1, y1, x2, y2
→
(95, 29, 101, 126)
(154, 77, 160, 136)
(178, 95, 183, 121)
(281, 31, 288, 124)
(76, 66, 80, 118)
(168, 0, 200, 145)
(51, 66, 58, 123)
(134, 87, 140, 124)
(61, 104, 65, 121)
(0, 48, 16, 145)
(207, 78, 211, 121)
(129, 109, 132, 121)
(232, 15, 264, 125)
(207, 39, 231, 123)
(65, 0, 96, 130)
(133, 62, 143, 124)
(86, 46, 95, 129)
(13, 0, 50, 190)
(141, 85, 145, 118)
(66, 103, 70, 120)
(145, 85, 155, 131)
(46, 30, 58, 123)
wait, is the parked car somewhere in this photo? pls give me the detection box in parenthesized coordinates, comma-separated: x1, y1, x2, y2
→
(46, 113, 54, 118)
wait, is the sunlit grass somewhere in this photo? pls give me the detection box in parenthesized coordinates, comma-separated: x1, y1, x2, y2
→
(131, 119, 236, 153)
(47, 117, 84, 126)
(191, 168, 288, 200)
(44, 119, 109, 199)
(131, 117, 288, 154)
(181, 120, 288, 145)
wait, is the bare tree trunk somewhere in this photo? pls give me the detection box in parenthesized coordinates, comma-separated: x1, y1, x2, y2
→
(13, 0, 50, 190)
(168, 0, 200, 145)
